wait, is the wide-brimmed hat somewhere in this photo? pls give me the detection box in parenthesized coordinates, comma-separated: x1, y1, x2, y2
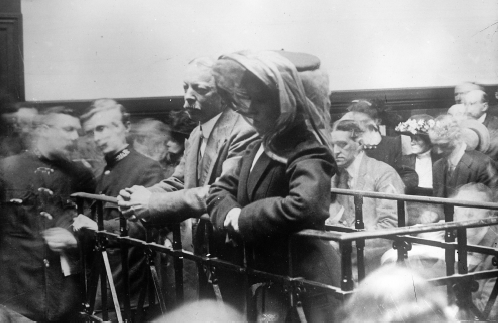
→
(459, 118, 490, 153)
(395, 114, 434, 136)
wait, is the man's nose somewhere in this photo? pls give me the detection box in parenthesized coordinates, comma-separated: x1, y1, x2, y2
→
(333, 146, 341, 155)
(184, 88, 196, 107)
(70, 130, 79, 141)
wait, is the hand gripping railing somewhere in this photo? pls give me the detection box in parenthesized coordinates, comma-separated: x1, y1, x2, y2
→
(71, 189, 498, 322)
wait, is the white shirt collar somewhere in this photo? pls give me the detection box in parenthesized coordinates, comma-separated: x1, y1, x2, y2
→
(478, 113, 487, 124)
(416, 149, 432, 159)
(200, 113, 222, 139)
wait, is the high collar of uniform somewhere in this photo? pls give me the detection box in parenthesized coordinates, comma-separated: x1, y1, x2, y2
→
(105, 146, 131, 166)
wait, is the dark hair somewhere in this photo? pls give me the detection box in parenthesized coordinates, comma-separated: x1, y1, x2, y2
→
(80, 98, 130, 125)
(332, 119, 364, 141)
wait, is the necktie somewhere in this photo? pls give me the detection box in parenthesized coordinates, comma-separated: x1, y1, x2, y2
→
(338, 171, 354, 225)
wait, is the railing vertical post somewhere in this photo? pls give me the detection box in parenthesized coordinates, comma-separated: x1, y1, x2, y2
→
(172, 223, 184, 305)
(397, 200, 406, 227)
(75, 197, 88, 311)
(120, 212, 131, 321)
(354, 194, 365, 281)
(97, 201, 108, 321)
(444, 204, 455, 301)
(340, 241, 354, 293)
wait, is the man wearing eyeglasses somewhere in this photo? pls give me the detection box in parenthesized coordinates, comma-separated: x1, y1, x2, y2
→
(0, 106, 95, 321)
(117, 57, 258, 305)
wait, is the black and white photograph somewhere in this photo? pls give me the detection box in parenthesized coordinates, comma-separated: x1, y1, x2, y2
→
(0, 0, 497, 321)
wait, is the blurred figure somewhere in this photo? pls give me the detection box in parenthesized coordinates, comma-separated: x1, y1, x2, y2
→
(131, 118, 173, 176)
(75, 99, 164, 319)
(459, 118, 490, 153)
(153, 300, 242, 322)
(381, 183, 498, 320)
(428, 114, 497, 197)
(329, 119, 404, 276)
(341, 110, 418, 189)
(0, 105, 38, 158)
(336, 265, 456, 322)
(347, 99, 402, 136)
(0, 106, 95, 321)
(463, 89, 498, 161)
(163, 109, 197, 173)
(448, 82, 484, 119)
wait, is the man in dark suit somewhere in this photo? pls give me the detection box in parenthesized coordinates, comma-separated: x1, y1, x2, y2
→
(117, 57, 258, 303)
(429, 114, 497, 198)
(464, 89, 498, 161)
(74, 99, 164, 318)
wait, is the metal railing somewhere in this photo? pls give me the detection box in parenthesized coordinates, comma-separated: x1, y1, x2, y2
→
(71, 188, 498, 322)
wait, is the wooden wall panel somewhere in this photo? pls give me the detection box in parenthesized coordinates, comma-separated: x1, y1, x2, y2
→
(0, 13, 23, 101)
(24, 84, 497, 123)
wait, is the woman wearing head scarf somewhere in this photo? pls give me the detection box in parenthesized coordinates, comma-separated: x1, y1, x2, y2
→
(207, 51, 339, 321)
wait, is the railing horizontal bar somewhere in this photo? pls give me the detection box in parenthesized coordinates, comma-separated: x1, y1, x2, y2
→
(397, 236, 450, 248)
(325, 225, 358, 233)
(72, 192, 118, 203)
(331, 188, 498, 209)
(428, 269, 498, 286)
(296, 218, 498, 242)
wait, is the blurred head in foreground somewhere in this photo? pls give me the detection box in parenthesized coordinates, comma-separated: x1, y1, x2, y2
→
(153, 299, 242, 322)
(336, 265, 455, 322)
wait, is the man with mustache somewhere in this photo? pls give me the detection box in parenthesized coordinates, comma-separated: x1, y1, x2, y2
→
(117, 57, 258, 304)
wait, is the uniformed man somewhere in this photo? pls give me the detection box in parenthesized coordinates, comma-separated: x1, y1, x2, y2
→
(74, 99, 164, 318)
(0, 106, 95, 321)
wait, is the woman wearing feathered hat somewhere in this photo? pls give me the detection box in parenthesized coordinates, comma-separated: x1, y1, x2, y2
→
(207, 50, 340, 321)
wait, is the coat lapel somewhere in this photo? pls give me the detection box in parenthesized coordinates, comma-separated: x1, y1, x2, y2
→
(238, 142, 261, 205)
(453, 152, 473, 185)
(354, 154, 369, 190)
(247, 149, 273, 201)
(185, 126, 201, 188)
(199, 110, 238, 186)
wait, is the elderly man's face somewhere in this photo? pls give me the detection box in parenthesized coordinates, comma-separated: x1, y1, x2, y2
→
(182, 64, 223, 124)
(464, 91, 488, 120)
(42, 114, 81, 158)
(331, 130, 362, 168)
(83, 108, 129, 156)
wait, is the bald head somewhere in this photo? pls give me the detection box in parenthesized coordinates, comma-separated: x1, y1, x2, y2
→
(464, 90, 488, 120)
(454, 82, 483, 104)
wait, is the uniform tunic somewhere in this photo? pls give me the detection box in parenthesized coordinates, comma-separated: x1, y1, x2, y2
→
(92, 147, 164, 311)
(0, 151, 95, 321)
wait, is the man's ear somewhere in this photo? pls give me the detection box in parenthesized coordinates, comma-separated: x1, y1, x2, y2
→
(483, 102, 489, 113)
(124, 121, 131, 133)
(356, 137, 364, 147)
